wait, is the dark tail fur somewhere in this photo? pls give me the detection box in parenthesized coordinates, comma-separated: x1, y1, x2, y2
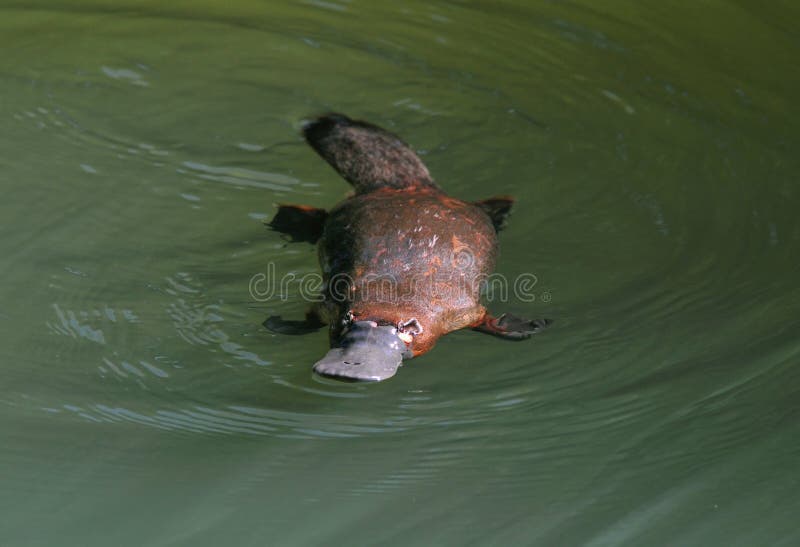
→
(302, 113, 439, 193)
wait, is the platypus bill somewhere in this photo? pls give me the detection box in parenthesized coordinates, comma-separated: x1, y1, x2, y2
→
(265, 113, 550, 382)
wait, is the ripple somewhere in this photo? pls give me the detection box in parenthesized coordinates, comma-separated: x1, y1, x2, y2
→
(15, 103, 173, 163)
(101, 65, 150, 87)
(51, 402, 415, 439)
(180, 161, 300, 192)
(3, 3, 800, 543)
(46, 303, 106, 345)
(100, 357, 170, 380)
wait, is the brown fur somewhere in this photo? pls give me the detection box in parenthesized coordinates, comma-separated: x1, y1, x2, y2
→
(267, 113, 548, 367)
(303, 114, 440, 193)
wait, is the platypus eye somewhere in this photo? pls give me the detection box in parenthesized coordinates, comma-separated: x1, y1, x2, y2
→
(398, 318, 423, 336)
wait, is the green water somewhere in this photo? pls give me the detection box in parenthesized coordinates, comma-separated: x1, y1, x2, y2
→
(2, 1, 799, 545)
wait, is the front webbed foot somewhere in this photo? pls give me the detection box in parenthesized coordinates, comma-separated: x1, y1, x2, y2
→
(473, 313, 552, 340)
(263, 314, 325, 335)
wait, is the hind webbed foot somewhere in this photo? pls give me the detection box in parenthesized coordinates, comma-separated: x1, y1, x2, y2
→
(473, 196, 514, 232)
(472, 313, 551, 340)
(268, 204, 327, 244)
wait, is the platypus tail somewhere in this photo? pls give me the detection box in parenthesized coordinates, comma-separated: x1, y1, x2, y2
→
(302, 113, 440, 194)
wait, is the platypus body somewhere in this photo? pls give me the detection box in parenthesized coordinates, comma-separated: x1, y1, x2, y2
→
(266, 114, 549, 381)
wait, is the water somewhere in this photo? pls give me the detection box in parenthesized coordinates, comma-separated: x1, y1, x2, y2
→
(2, 1, 799, 545)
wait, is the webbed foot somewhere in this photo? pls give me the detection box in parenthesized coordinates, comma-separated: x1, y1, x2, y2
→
(473, 196, 514, 232)
(263, 313, 325, 335)
(268, 204, 327, 244)
(472, 313, 551, 340)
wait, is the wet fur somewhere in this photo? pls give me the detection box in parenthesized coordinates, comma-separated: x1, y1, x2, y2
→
(303, 114, 440, 193)
(265, 113, 550, 372)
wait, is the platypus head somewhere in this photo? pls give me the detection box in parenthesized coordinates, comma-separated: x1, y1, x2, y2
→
(313, 320, 413, 382)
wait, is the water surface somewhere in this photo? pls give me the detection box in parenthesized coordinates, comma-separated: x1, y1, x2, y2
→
(2, 1, 799, 545)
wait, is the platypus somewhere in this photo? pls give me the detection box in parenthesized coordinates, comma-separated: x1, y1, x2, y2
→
(266, 113, 550, 381)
